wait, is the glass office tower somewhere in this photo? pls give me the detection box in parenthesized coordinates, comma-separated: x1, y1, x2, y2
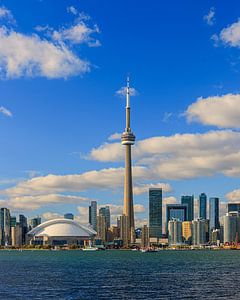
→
(149, 188, 162, 238)
(209, 197, 220, 232)
(199, 193, 207, 219)
(181, 195, 194, 221)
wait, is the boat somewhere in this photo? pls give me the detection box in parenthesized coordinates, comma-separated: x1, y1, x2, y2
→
(82, 246, 98, 251)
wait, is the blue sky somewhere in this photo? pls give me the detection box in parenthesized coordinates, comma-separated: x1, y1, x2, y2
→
(1, 0, 240, 225)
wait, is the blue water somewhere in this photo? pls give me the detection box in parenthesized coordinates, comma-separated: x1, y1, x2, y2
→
(0, 250, 240, 299)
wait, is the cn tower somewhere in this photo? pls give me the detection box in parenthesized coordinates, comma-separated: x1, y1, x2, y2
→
(121, 78, 136, 244)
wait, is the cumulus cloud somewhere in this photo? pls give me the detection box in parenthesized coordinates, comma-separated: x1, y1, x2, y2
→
(42, 212, 63, 221)
(0, 27, 90, 79)
(212, 19, 240, 47)
(133, 183, 172, 195)
(1, 194, 92, 210)
(0, 106, 12, 117)
(185, 94, 240, 128)
(203, 7, 215, 26)
(226, 189, 240, 202)
(0, 6, 100, 79)
(89, 129, 240, 179)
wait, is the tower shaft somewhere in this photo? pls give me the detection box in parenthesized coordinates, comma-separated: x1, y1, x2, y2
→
(121, 78, 136, 244)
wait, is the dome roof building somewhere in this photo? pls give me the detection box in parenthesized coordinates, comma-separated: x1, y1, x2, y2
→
(27, 218, 96, 246)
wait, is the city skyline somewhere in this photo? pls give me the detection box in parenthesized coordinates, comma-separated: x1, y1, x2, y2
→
(1, 1, 240, 225)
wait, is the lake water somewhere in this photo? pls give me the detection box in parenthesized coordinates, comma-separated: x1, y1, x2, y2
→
(1, 250, 240, 299)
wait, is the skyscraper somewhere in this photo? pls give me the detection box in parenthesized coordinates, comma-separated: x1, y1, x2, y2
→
(199, 193, 207, 219)
(29, 217, 41, 229)
(181, 195, 194, 221)
(19, 214, 28, 245)
(224, 212, 240, 244)
(166, 204, 187, 234)
(0, 208, 11, 245)
(209, 197, 220, 232)
(168, 219, 182, 246)
(99, 206, 111, 229)
(149, 188, 162, 239)
(97, 215, 107, 243)
(227, 203, 240, 214)
(192, 218, 207, 246)
(121, 78, 136, 244)
(89, 201, 97, 231)
(182, 221, 192, 244)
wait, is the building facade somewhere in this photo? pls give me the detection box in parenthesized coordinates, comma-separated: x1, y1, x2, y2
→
(199, 193, 207, 220)
(168, 219, 182, 246)
(182, 221, 192, 244)
(181, 195, 194, 221)
(149, 188, 162, 239)
(223, 212, 240, 244)
(166, 204, 187, 234)
(192, 219, 206, 246)
(209, 198, 220, 232)
(89, 201, 97, 231)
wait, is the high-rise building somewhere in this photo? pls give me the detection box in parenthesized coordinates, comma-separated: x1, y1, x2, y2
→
(199, 193, 207, 219)
(99, 206, 110, 229)
(89, 201, 97, 231)
(227, 203, 240, 214)
(10, 216, 16, 228)
(141, 225, 149, 248)
(181, 195, 194, 221)
(19, 214, 28, 245)
(120, 215, 129, 247)
(29, 217, 41, 229)
(97, 215, 107, 243)
(223, 212, 240, 244)
(192, 219, 207, 246)
(209, 197, 220, 232)
(11, 224, 22, 247)
(149, 188, 162, 239)
(182, 221, 192, 244)
(0, 208, 11, 245)
(168, 219, 182, 246)
(166, 204, 187, 234)
(64, 213, 74, 220)
(121, 78, 136, 244)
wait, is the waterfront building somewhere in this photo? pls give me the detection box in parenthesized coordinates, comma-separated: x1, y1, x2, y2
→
(209, 198, 220, 232)
(110, 226, 120, 239)
(223, 212, 240, 244)
(181, 195, 194, 221)
(166, 204, 187, 234)
(97, 215, 107, 243)
(141, 225, 149, 248)
(19, 214, 28, 245)
(89, 201, 97, 231)
(192, 219, 206, 246)
(27, 218, 96, 246)
(199, 193, 207, 219)
(149, 188, 162, 239)
(11, 224, 22, 247)
(211, 229, 221, 245)
(182, 221, 192, 244)
(168, 219, 182, 246)
(99, 206, 111, 229)
(29, 217, 41, 229)
(227, 203, 240, 214)
(121, 78, 136, 244)
(0, 208, 11, 246)
(120, 215, 129, 247)
(64, 213, 74, 220)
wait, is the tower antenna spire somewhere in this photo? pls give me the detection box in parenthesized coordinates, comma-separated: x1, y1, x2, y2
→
(126, 76, 130, 108)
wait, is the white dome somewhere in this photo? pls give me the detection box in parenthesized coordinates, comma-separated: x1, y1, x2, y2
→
(28, 218, 96, 238)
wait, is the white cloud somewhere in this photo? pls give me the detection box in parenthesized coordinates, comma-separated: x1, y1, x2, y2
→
(213, 19, 240, 47)
(0, 6, 15, 23)
(226, 189, 240, 203)
(162, 112, 173, 123)
(133, 183, 172, 195)
(0, 106, 12, 117)
(1, 194, 92, 210)
(67, 6, 78, 15)
(116, 86, 138, 97)
(108, 132, 122, 141)
(185, 93, 240, 128)
(89, 130, 240, 179)
(203, 7, 215, 26)
(52, 23, 100, 46)
(0, 27, 90, 79)
(42, 212, 63, 221)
